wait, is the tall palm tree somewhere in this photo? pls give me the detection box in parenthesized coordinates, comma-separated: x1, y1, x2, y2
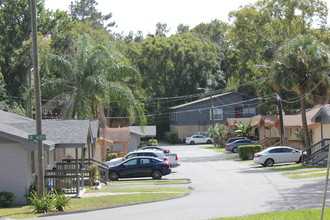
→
(43, 34, 146, 125)
(271, 35, 330, 147)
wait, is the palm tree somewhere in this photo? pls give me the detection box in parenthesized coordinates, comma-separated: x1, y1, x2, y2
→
(271, 35, 330, 147)
(43, 34, 146, 125)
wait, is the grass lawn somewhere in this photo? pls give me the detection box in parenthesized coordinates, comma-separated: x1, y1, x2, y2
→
(202, 146, 226, 152)
(0, 192, 186, 219)
(214, 208, 330, 220)
(85, 187, 192, 193)
(108, 179, 190, 186)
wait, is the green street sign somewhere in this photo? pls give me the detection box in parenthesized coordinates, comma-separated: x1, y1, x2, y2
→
(28, 134, 46, 141)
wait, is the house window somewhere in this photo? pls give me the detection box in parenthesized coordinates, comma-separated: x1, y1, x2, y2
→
(210, 108, 223, 120)
(243, 108, 256, 117)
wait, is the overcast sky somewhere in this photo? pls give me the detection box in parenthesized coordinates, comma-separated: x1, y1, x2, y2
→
(45, 0, 330, 36)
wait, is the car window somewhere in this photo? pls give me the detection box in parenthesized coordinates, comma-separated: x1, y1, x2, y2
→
(269, 148, 282, 153)
(140, 158, 152, 165)
(126, 153, 137, 159)
(143, 152, 156, 157)
(281, 148, 292, 153)
(123, 159, 138, 166)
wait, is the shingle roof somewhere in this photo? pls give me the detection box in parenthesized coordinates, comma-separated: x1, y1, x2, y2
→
(0, 110, 98, 148)
(130, 126, 156, 137)
(99, 127, 130, 143)
(278, 104, 330, 127)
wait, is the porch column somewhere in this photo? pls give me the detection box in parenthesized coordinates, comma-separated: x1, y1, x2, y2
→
(75, 148, 79, 197)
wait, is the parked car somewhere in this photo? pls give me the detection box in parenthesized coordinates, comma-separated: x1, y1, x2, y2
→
(253, 146, 302, 167)
(225, 139, 254, 153)
(105, 149, 167, 167)
(185, 135, 213, 145)
(139, 146, 170, 154)
(226, 137, 249, 144)
(108, 157, 171, 181)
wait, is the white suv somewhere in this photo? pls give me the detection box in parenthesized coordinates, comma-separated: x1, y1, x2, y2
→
(105, 150, 167, 167)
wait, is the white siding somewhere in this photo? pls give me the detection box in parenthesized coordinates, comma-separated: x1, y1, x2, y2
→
(0, 143, 31, 205)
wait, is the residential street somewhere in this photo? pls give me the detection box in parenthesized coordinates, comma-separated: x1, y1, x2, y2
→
(28, 144, 329, 220)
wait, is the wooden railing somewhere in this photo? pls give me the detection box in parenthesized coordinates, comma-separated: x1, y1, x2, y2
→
(302, 139, 330, 165)
(45, 158, 109, 196)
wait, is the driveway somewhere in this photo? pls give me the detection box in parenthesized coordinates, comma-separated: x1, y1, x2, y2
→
(29, 144, 329, 220)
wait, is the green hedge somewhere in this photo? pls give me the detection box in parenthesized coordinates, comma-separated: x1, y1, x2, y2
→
(238, 145, 262, 160)
(164, 132, 177, 144)
(0, 191, 15, 208)
(106, 153, 118, 161)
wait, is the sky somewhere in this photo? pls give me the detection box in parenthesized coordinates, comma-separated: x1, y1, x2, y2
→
(45, 0, 330, 36)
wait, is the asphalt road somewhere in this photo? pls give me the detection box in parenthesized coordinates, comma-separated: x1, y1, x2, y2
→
(30, 144, 329, 220)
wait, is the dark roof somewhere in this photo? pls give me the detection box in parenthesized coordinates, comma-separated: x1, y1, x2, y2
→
(168, 92, 256, 110)
(0, 110, 98, 148)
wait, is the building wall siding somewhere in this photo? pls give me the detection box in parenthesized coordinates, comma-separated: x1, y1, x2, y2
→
(0, 143, 31, 205)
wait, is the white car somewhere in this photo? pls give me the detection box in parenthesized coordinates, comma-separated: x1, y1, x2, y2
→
(185, 135, 213, 145)
(253, 146, 302, 167)
(105, 150, 167, 167)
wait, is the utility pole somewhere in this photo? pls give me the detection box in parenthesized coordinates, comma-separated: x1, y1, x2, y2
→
(31, 0, 44, 197)
(207, 78, 215, 129)
(277, 94, 285, 146)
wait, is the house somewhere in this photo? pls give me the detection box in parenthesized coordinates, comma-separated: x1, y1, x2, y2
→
(129, 126, 156, 150)
(0, 110, 98, 205)
(169, 92, 259, 140)
(274, 104, 330, 149)
(225, 115, 279, 146)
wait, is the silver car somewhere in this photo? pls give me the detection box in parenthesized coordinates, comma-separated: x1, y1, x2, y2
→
(225, 139, 253, 153)
(185, 135, 213, 145)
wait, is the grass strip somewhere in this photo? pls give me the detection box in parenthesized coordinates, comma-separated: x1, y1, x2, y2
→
(282, 168, 326, 176)
(86, 187, 192, 193)
(265, 164, 326, 171)
(214, 208, 330, 220)
(109, 179, 189, 186)
(202, 146, 226, 152)
(0, 193, 185, 219)
(285, 172, 326, 179)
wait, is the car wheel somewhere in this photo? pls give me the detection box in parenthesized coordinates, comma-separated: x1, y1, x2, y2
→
(296, 156, 302, 164)
(232, 147, 238, 153)
(264, 158, 274, 167)
(109, 171, 119, 181)
(190, 141, 195, 145)
(207, 140, 212, 144)
(152, 170, 162, 179)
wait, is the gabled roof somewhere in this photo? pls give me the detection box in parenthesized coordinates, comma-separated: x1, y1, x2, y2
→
(130, 126, 156, 137)
(276, 104, 330, 127)
(169, 92, 255, 110)
(0, 110, 98, 149)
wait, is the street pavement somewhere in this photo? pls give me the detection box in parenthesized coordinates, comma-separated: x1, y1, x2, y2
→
(26, 144, 329, 220)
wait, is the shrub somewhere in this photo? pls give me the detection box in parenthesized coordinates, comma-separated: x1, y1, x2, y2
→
(0, 191, 15, 208)
(29, 191, 55, 213)
(147, 139, 158, 146)
(238, 145, 262, 160)
(164, 132, 177, 144)
(53, 191, 71, 212)
(87, 163, 100, 185)
(106, 153, 117, 161)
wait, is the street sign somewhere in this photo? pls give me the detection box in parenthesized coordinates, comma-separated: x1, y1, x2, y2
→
(28, 134, 46, 141)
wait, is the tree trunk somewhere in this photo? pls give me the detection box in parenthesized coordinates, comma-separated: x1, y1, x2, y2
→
(300, 87, 311, 148)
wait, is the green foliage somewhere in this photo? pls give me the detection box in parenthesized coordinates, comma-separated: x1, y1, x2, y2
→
(106, 153, 118, 161)
(234, 118, 254, 140)
(52, 191, 71, 212)
(238, 145, 262, 160)
(28, 190, 70, 213)
(164, 132, 177, 144)
(147, 139, 158, 146)
(87, 163, 100, 185)
(0, 191, 15, 208)
(209, 124, 228, 147)
(29, 191, 55, 213)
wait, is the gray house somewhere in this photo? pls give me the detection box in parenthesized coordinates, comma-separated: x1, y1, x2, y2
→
(0, 110, 98, 204)
(169, 92, 259, 140)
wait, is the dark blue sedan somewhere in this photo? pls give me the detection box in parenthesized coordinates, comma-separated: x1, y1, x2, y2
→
(108, 157, 171, 181)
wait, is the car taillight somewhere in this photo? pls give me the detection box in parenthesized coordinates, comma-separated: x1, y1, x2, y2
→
(175, 155, 178, 161)
(255, 154, 263, 158)
(164, 150, 170, 153)
(162, 162, 170, 166)
(164, 157, 168, 161)
(226, 144, 231, 148)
